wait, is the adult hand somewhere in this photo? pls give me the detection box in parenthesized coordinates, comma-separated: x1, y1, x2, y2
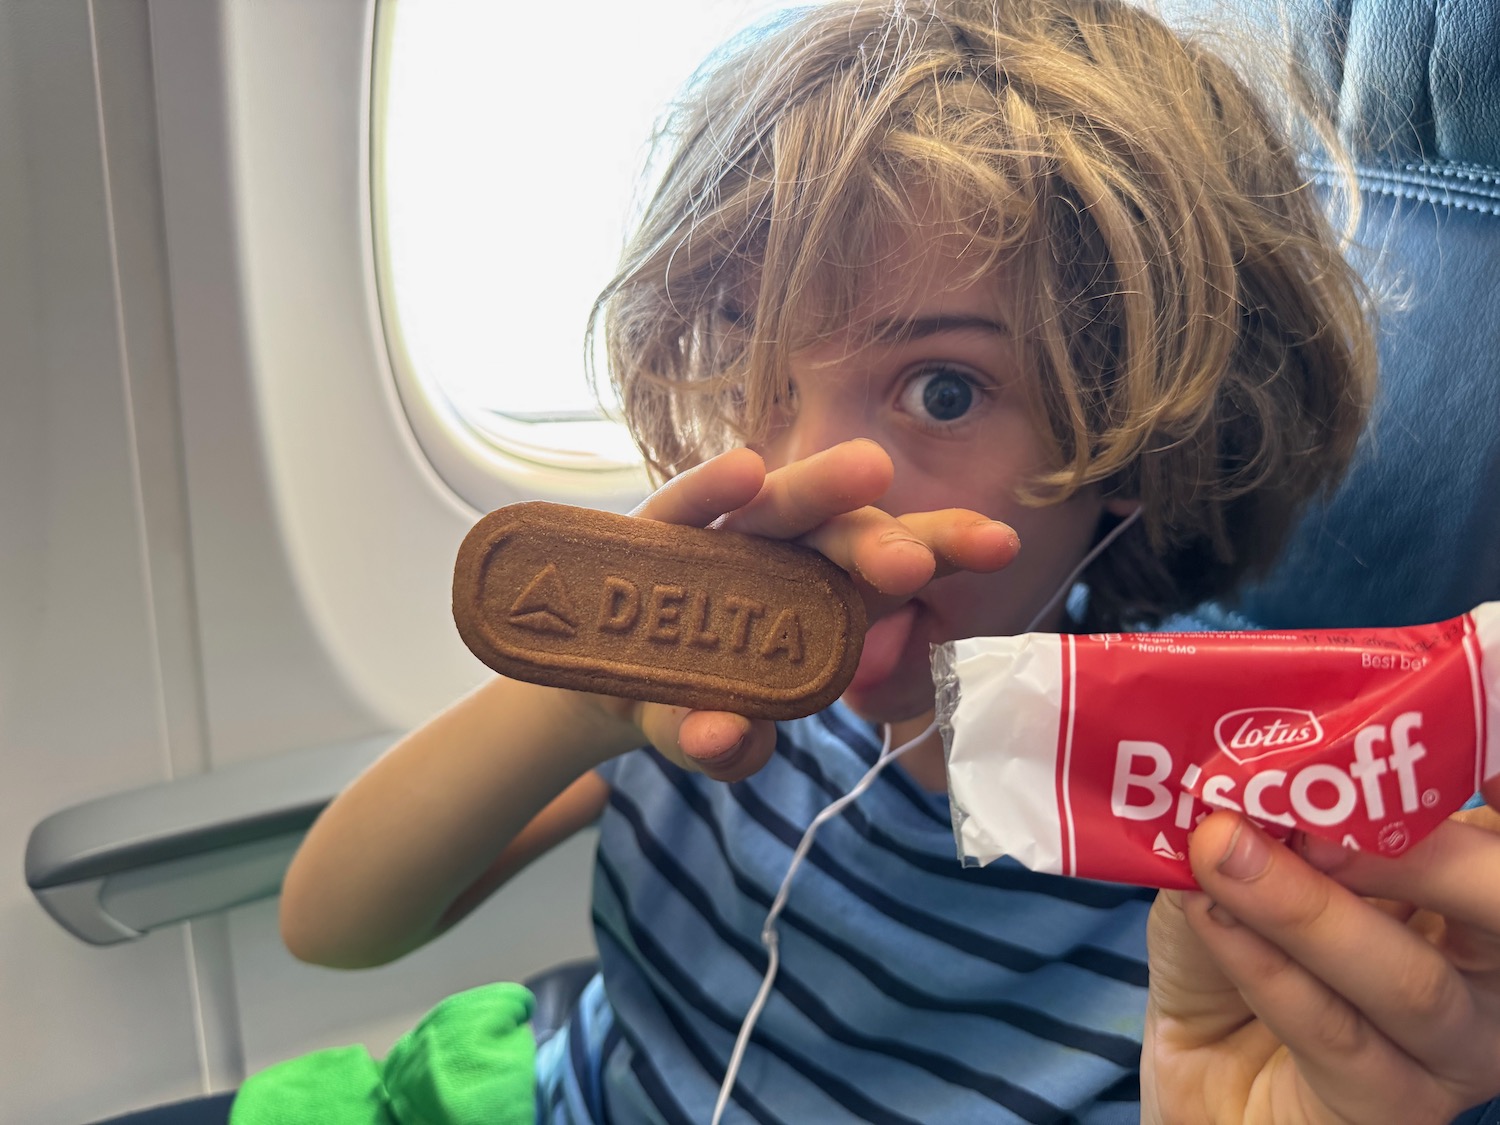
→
(1144, 805, 1500, 1124)
(623, 440, 1018, 781)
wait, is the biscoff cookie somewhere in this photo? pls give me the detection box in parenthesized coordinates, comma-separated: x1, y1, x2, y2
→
(453, 501, 867, 719)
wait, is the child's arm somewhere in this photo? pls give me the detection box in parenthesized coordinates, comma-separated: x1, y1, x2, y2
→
(279, 675, 638, 968)
(281, 440, 1015, 968)
(1143, 804, 1500, 1123)
(277, 450, 792, 968)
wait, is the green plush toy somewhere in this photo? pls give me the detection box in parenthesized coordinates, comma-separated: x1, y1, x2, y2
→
(230, 983, 537, 1125)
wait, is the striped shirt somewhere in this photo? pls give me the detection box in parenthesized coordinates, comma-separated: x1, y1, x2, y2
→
(536, 701, 1154, 1124)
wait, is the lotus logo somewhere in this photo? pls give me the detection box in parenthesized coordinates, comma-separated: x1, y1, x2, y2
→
(1213, 707, 1324, 765)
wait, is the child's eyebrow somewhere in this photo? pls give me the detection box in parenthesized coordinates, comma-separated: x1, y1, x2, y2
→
(871, 314, 1011, 342)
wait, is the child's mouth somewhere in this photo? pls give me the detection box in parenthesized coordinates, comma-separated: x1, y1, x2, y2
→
(848, 601, 920, 693)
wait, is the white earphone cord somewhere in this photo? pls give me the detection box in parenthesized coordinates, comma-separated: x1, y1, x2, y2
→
(709, 507, 1142, 1125)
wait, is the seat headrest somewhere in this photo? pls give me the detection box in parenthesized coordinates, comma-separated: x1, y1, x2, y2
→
(1162, 0, 1500, 165)
(1153, 0, 1500, 632)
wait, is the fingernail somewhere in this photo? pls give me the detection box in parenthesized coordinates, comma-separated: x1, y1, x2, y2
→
(1217, 818, 1271, 881)
(697, 733, 746, 770)
(1206, 900, 1239, 927)
(1299, 833, 1353, 873)
(979, 519, 1020, 552)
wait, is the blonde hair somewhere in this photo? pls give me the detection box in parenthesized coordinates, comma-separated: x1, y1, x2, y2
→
(590, 0, 1376, 628)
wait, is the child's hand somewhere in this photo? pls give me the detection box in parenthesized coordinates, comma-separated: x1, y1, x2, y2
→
(623, 439, 1018, 782)
(1143, 806, 1500, 1124)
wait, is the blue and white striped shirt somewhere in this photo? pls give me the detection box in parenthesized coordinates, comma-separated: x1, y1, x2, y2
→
(536, 702, 1154, 1124)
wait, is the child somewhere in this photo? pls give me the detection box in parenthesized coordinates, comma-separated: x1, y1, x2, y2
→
(277, 1, 1500, 1122)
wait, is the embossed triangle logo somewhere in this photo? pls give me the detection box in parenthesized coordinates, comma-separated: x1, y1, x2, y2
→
(507, 563, 578, 636)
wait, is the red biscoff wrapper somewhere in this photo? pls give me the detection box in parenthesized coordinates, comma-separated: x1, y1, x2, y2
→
(935, 603, 1500, 889)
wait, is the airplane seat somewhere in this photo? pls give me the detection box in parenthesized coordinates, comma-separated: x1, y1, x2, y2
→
(89, 1096, 235, 1125)
(1163, 1, 1500, 1120)
(525, 957, 602, 1048)
(1162, 0, 1500, 633)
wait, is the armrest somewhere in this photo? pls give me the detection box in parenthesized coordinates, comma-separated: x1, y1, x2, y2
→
(25, 732, 398, 944)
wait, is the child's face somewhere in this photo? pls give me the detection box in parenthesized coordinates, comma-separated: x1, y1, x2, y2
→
(750, 224, 1111, 725)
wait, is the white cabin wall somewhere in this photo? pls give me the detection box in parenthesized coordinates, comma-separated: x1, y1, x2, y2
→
(156, 0, 598, 1080)
(0, 2, 210, 1120)
(3, 1, 599, 1121)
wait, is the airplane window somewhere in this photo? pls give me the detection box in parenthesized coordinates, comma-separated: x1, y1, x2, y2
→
(374, 0, 821, 474)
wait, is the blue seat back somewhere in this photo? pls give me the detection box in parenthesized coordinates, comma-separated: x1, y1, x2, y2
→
(1175, 0, 1500, 628)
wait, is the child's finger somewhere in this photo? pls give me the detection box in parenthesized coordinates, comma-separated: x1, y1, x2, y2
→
(637, 704, 777, 783)
(1146, 889, 1266, 1046)
(1299, 812, 1500, 941)
(796, 508, 1017, 605)
(894, 508, 1021, 577)
(677, 711, 778, 782)
(1177, 888, 1453, 1124)
(1143, 888, 1268, 1116)
(632, 447, 768, 526)
(1188, 812, 1496, 1084)
(796, 506, 938, 598)
(720, 439, 894, 538)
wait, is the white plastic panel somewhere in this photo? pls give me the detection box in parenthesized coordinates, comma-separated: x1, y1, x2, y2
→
(155, 0, 602, 1095)
(0, 3, 212, 1120)
(5, 0, 600, 1120)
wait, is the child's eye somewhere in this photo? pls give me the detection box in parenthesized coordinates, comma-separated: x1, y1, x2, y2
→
(899, 366, 981, 425)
